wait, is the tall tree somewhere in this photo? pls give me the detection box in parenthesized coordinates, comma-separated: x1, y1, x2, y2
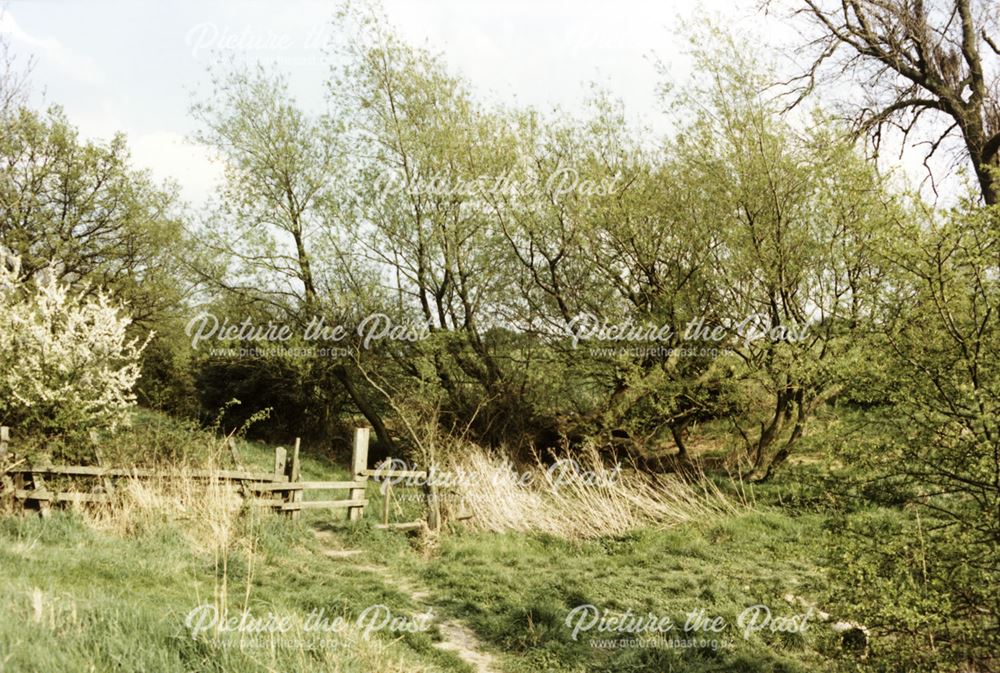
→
(785, 0, 1000, 204)
(672, 43, 896, 478)
(331, 9, 538, 444)
(0, 106, 184, 326)
(191, 65, 399, 452)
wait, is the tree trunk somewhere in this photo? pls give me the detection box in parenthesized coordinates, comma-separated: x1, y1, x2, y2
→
(332, 364, 398, 457)
(756, 388, 806, 481)
(670, 424, 688, 460)
(753, 390, 790, 471)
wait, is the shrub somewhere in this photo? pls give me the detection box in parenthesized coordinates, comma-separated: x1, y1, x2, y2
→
(0, 254, 149, 439)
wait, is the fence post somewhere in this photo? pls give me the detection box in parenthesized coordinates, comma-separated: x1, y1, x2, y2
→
(227, 436, 242, 468)
(32, 469, 51, 519)
(93, 428, 115, 498)
(289, 438, 302, 519)
(272, 445, 288, 514)
(349, 428, 369, 522)
(273, 446, 287, 479)
(2, 426, 27, 515)
(0, 427, 13, 511)
(89, 430, 113, 499)
(382, 481, 392, 526)
(424, 480, 440, 532)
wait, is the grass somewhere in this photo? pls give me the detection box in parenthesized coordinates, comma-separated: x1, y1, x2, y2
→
(0, 505, 851, 673)
(0, 511, 466, 673)
(377, 512, 841, 673)
(0, 409, 467, 672)
(0, 408, 925, 673)
(442, 443, 748, 539)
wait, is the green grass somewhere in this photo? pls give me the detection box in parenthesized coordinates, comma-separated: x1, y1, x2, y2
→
(233, 435, 349, 481)
(389, 513, 839, 673)
(0, 408, 926, 673)
(0, 511, 469, 673)
(0, 505, 852, 673)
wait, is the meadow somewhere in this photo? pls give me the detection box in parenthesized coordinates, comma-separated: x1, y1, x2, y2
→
(0, 410, 915, 673)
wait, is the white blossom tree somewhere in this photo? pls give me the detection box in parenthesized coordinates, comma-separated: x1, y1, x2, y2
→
(0, 254, 150, 437)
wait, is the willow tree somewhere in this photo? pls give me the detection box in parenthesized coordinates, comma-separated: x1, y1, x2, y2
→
(482, 94, 732, 457)
(329, 9, 538, 446)
(191, 65, 399, 450)
(672, 45, 896, 479)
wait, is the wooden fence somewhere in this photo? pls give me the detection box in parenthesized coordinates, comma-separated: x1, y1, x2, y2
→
(0, 427, 398, 526)
(0, 426, 464, 531)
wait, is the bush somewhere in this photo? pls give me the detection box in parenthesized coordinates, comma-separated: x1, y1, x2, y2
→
(0, 254, 149, 440)
(825, 508, 1000, 672)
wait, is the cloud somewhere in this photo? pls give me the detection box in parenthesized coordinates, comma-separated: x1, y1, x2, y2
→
(128, 130, 222, 204)
(0, 10, 105, 85)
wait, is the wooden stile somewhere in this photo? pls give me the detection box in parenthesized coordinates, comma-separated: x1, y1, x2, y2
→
(349, 428, 369, 522)
(289, 438, 302, 519)
(375, 521, 422, 532)
(250, 480, 365, 492)
(282, 498, 368, 512)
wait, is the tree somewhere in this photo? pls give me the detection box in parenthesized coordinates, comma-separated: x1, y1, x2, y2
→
(331, 9, 544, 447)
(834, 203, 1000, 669)
(192, 65, 339, 312)
(191, 65, 400, 452)
(783, 0, 1000, 205)
(0, 104, 193, 418)
(0, 106, 184, 325)
(884, 203, 999, 553)
(670, 44, 896, 479)
(0, 254, 149, 441)
(487, 94, 732, 457)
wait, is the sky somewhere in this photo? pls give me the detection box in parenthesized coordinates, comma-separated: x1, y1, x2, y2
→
(1, 0, 947, 205)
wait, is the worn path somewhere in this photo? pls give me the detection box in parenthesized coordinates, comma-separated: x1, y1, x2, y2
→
(313, 529, 499, 673)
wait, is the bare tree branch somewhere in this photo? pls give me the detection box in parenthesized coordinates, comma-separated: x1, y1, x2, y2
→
(776, 0, 1000, 204)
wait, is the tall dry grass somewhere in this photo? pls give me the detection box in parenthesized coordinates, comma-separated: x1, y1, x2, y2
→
(86, 466, 247, 545)
(441, 442, 750, 539)
(359, 391, 750, 539)
(81, 464, 261, 634)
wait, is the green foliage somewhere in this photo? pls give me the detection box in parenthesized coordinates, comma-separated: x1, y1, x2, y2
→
(4, 9, 999, 671)
(193, 352, 342, 443)
(0, 103, 194, 431)
(0, 105, 186, 325)
(830, 204, 1000, 668)
(826, 509, 1000, 672)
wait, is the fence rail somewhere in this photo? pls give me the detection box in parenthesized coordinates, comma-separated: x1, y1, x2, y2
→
(6, 466, 288, 482)
(0, 426, 452, 531)
(0, 427, 369, 521)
